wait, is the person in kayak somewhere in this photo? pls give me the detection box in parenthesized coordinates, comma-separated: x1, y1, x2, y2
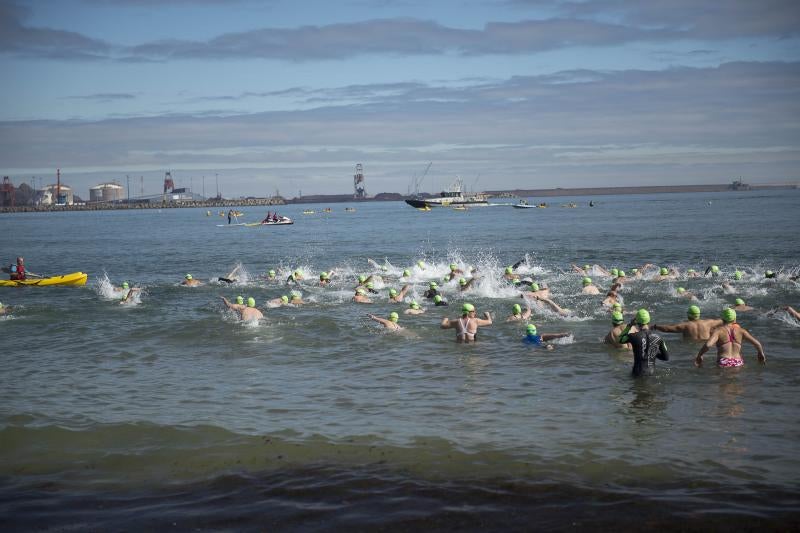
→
(9, 257, 26, 280)
(618, 309, 669, 377)
(220, 296, 263, 321)
(440, 303, 492, 343)
(695, 309, 766, 368)
(653, 305, 722, 341)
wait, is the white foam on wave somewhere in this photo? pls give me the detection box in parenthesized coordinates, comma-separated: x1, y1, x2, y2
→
(95, 272, 126, 300)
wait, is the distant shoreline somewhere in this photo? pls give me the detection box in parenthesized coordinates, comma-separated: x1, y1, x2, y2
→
(0, 183, 796, 212)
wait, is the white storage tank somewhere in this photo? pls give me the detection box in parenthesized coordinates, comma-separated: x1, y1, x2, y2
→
(90, 182, 124, 202)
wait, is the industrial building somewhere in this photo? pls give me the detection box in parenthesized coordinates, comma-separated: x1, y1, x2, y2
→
(38, 184, 74, 206)
(89, 182, 125, 203)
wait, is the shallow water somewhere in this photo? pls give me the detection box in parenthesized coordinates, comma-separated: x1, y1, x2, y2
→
(1, 190, 799, 529)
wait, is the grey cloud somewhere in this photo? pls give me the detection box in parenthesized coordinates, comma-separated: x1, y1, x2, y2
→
(64, 93, 137, 102)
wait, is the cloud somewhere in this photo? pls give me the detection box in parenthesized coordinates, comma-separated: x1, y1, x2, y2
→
(64, 93, 137, 102)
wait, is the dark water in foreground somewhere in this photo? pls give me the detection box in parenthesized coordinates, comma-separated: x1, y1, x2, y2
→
(1, 190, 799, 530)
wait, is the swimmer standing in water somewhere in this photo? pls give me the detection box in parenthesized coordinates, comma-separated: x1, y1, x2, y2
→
(220, 296, 264, 321)
(506, 303, 532, 322)
(618, 309, 669, 377)
(653, 305, 722, 341)
(604, 311, 633, 350)
(581, 277, 600, 295)
(523, 324, 570, 350)
(440, 303, 492, 343)
(695, 309, 765, 368)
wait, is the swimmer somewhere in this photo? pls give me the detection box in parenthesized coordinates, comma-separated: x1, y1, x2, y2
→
(630, 268, 641, 278)
(733, 270, 744, 281)
(433, 294, 448, 306)
(318, 271, 335, 286)
(416, 260, 426, 271)
(181, 274, 203, 287)
(602, 290, 620, 309)
(424, 281, 440, 299)
(604, 312, 633, 350)
(611, 302, 623, 314)
(401, 269, 412, 279)
(529, 294, 570, 316)
(404, 301, 425, 315)
(368, 312, 402, 331)
(113, 281, 130, 296)
(618, 309, 669, 377)
(506, 303, 532, 322)
(522, 282, 550, 299)
(654, 267, 677, 281)
(764, 270, 777, 279)
(581, 277, 600, 295)
(220, 296, 264, 321)
(388, 285, 410, 302)
(445, 263, 464, 281)
(613, 271, 628, 284)
(503, 266, 520, 281)
(653, 305, 722, 341)
(218, 264, 241, 284)
(686, 268, 700, 278)
(288, 291, 305, 305)
(675, 287, 698, 301)
(732, 298, 754, 312)
(267, 295, 290, 307)
(119, 287, 141, 305)
(458, 276, 478, 292)
(264, 269, 278, 282)
(522, 324, 570, 350)
(571, 264, 593, 275)
(695, 309, 765, 367)
(286, 270, 304, 285)
(440, 303, 492, 343)
(704, 265, 721, 277)
(236, 296, 244, 304)
(353, 287, 372, 304)
(782, 306, 800, 320)
(0, 301, 10, 315)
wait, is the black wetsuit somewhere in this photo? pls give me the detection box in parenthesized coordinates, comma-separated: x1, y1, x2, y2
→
(424, 289, 439, 300)
(620, 328, 669, 377)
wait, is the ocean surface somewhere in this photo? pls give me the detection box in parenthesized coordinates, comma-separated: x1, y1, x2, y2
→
(1, 190, 799, 531)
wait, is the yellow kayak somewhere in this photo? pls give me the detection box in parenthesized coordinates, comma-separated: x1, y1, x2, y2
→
(0, 271, 88, 287)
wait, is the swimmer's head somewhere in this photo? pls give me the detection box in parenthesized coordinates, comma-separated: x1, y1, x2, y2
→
(434, 295, 443, 303)
(530, 283, 540, 292)
(659, 267, 668, 276)
(281, 295, 289, 303)
(722, 308, 736, 323)
(417, 260, 425, 268)
(582, 277, 592, 286)
(631, 268, 638, 274)
(122, 282, 129, 289)
(236, 296, 244, 304)
(618, 271, 625, 277)
(381, 265, 388, 272)
(611, 312, 624, 325)
(389, 312, 399, 323)
(688, 305, 701, 319)
(611, 268, 619, 276)
(409, 301, 420, 310)
(677, 287, 686, 293)
(636, 308, 651, 325)
(711, 265, 719, 273)
(389, 288, 398, 297)
(735, 298, 745, 306)
(320, 272, 329, 280)
(450, 263, 457, 271)
(247, 297, 256, 308)
(429, 281, 438, 289)
(358, 275, 367, 283)
(734, 270, 743, 280)
(765, 270, 774, 278)
(512, 304, 521, 315)
(402, 269, 410, 277)
(583, 265, 591, 271)
(526, 324, 537, 336)
(512, 278, 521, 285)
(459, 278, 467, 286)
(291, 291, 301, 300)
(356, 288, 366, 295)
(185, 274, 192, 280)
(505, 266, 513, 274)
(687, 269, 695, 274)
(461, 303, 475, 315)
(366, 282, 374, 289)
(268, 269, 276, 277)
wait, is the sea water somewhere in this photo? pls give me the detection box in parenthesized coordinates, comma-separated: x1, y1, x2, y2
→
(1, 190, 799, 530)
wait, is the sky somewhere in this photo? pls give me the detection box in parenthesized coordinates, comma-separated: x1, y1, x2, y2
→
(1, 0, 798, 198)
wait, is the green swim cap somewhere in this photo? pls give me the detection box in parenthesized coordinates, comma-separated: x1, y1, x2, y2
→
(294, 270, 301, 277)
(358, 275, 366, 283)
(584, 265, 590, 271)
(236, 296, 244, 304)
(356, 288, 366, 295)
(677, 287, 686, 293)
(247, 297, 256, 308)
(631, 268, 638, 274)
(269, 270, 276, 276)
(688, 305, 700, 318)
(443, 276, 450, 282)
(526, 324, 537, 335)
(687, 269, 695, 273)
(722, 308, 736, 323)
(711, 265, 719, 273)
(461, 303, 475, 315)
(450, 263, 457, 271)
(410, 301, 420, 309)
(403, 269, 410, 277)
(618, 271, 626, 277)
(513, 304, 521, 314)
(612, 311, 624, 325)
(765, 270, 774, 277)
(366, 282, 374, 289)
(417, 260, 425, 267)
(612, 303, 622, 311)
(320, 272, 329, 280)
(459, 278, 467, 285)
(611, 268, 619, 276)
(512, 278, 521, 285)
(735, 298, 744, 306)
(185, 274, 192, 280)
(122, 282, 129, 289)
(734, 270, 743, 280)
(389, 288, 398, 297)
(389, 312, 399, 323)
(429, 281, 438, 288)
(636, 308, 651, 325)
(659, 267, 668, 276)
(281, 295, 289, 303)
(530, 283, 540, 292)
(434, 295, 442, 303)
(582, 277, 591, 285)
(505, 266, 513, 274)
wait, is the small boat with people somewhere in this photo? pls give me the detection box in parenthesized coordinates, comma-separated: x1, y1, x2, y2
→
(405, 178, 490, 209)
(345, 207, 356, 212)
(512, 199, 536, 209)
(0, 271, 88, 287)
(245, 216, 293, 226)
